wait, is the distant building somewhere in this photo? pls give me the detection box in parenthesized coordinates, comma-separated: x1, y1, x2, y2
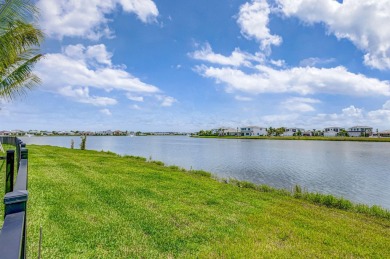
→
(219, 128, 239, 136)
(324, 127, 344, 137)
(347, 126, 373, 137)
(283, 128, 305, 136)
(240, 126, 267, 136)
(0, 131, 10, 136)
(377, 130, 390, 137)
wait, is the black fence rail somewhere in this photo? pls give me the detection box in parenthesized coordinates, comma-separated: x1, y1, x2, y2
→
(0, 137, 28, 259)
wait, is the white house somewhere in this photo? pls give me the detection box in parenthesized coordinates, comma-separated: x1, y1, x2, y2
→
(347, 126, 373, 137)
(219, 128, 239, 136)
(283, 128, 305, 136)
(240, 126, 268, 136)
(324, 127, 344, 137)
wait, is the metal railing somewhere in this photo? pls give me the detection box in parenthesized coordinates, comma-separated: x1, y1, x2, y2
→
(0, 137, 28, 259)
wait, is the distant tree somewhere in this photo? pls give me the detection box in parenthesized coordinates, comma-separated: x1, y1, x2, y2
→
(297, 130, 302, 136)
(337, 129, 349, 137)
(0, 0, 44, 100)
(275, 127, 285, 136)
(198, 130, 213, 136)
(267, 127, 274, 136)
(70, 139, 74, 149)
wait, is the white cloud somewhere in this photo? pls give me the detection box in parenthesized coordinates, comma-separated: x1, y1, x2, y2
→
(37, 0, 159, 40)
(299, 57, 336, 67)
(156, 95, 177, 107)
(383, 100, 390, 110)
(237, 0, 282, 52)
(131, 104, 141, 110)
(63, 44, 113, 67)
(58, 86, 117, 106)
(196, 64, 390, 96)
(118, 0, 159, 22)
(277, 0, 390, 70)
(281, 97, 321, 112)
(100, 108, 112, 116)
(270, 59, 285, 67)
(341, 105, 363, 118)
(235, 95, 253, 101)
(259, 105, 369, 129)
(85, 45, 113, 66)
(126, 93, 144, 102)
(189, 43, 264, 67)
(35, 44, 161, 106)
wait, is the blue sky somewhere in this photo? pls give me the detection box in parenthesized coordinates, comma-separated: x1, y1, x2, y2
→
(1, 0, 390, 132)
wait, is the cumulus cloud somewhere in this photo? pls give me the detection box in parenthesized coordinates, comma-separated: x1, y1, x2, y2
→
(37, 0, 159, 40)
(156, 95, 177, 107)
(257, 101, 390, 130)
(100, 108, 112, 115)
(59, 86, 118, 106)
(277, 0, 390, 70)
(195, 64, 390, 96)
(383, 100, 390, 110)
(189, 43, 264, 67)
(281, 97, 321, 112)
(35, 44, 161, 106)
(237, 0, 282, 52)
(126, 93, 144, 102)
(299, 57, 336, 67)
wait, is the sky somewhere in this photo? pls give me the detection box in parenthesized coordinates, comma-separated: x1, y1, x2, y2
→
(1, 0, 390, 132)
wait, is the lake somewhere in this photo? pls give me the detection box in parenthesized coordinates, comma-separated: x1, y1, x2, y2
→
(20, 136, 390, 209)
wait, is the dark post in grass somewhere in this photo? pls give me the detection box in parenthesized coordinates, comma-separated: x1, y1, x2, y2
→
(6, 150, 15, 193)
(1, 146, 29, 258)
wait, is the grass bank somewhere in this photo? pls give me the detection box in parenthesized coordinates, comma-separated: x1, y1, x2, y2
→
(194, 135, 390, 142)
(15, 145, 390, 257)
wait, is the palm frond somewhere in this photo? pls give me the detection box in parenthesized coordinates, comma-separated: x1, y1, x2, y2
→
(0, 21, 43, 72)
(0, 0, 38, 25)
(0, 0, 43, 100)
(0, 53, 42, 100)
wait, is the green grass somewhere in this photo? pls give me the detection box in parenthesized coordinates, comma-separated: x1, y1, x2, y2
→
(18, 145, 390, 258)
(194, 135, 390, 142)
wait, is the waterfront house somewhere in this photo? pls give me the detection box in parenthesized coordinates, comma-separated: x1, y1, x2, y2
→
(283, 128, 305, 136)
(377, 130, 390, 137)
(240, 126, 267, 136)
(219, 128, 239, 136)
(0, 130, 10, 136)
(324, 127, 344, 137)
(302, 130, 322, 136)
(347, 126, 373, 137)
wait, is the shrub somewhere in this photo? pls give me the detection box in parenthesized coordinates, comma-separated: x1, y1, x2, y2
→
(190, 170, 212, 178)
(80, 136, 87, 150)
(150, 160, 165, 166)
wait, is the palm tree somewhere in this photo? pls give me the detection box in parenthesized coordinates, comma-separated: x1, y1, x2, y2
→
(0, 0, 43, 100)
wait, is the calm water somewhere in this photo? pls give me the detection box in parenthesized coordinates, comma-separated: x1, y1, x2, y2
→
(21, 136, 390, 209)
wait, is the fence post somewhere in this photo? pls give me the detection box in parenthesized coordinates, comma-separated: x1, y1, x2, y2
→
(6, 150, 15, 194)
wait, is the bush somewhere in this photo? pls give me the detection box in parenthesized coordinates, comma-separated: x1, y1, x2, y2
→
(80, 136, 87, 150)
(190, 170, 212, 178)
(150, 160, 165, 166)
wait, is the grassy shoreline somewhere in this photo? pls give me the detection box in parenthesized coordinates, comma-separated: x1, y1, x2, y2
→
(194, 135, 390, 142)
(2, 145, 387, 257)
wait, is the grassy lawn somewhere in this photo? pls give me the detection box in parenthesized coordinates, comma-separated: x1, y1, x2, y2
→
(20, 145, 390, 258)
